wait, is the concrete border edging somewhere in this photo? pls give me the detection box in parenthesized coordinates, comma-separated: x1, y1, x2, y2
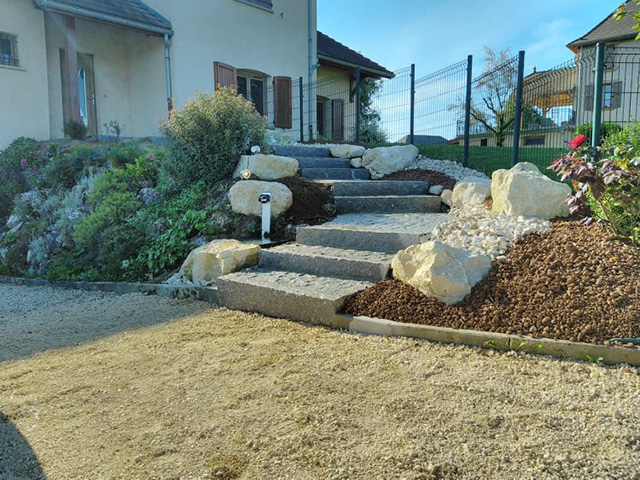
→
(327, 314, 640, 367)
(0, 276, 219, 304)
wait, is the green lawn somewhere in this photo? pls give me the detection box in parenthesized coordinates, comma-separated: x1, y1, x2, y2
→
(417, 145, 566, 178)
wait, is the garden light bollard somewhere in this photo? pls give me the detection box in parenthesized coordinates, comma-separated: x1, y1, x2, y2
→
(258, 192, 271, 242)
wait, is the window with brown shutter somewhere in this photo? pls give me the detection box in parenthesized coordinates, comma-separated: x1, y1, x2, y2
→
(610, 81, 622, 108)
(214, 61, 237, 89)
(332, 99, 344, 140)
(273, 76, 292, 129)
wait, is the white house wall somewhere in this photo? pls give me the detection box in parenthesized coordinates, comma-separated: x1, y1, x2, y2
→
(44, 14, 166, 139)
(0, 0, 50, 149)
(145, 0, 317, 111)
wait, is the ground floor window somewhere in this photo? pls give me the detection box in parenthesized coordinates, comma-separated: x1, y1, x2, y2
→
(237, 73, 265, 116)
(524, 137, 545, 146)
(0, 32, 19, 67)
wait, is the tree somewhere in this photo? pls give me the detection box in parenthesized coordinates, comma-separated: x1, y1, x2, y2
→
(358, 78, 387, 144)
(468, 47, 518, 147)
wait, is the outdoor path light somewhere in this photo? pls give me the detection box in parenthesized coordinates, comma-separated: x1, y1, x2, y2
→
(258, 192, 271, 242)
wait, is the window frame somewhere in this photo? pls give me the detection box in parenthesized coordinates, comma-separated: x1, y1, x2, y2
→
(234, 0, 273, 12)
(237, 71, 267, 116)
(0, 32, 19, 68)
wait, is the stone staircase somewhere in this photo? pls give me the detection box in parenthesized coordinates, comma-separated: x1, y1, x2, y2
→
(216, 145, 446, 324)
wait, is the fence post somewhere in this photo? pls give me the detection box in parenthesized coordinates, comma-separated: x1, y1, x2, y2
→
(409, 64, 416, 145)
(511, 50, 525, 166)
(355, 67, 361, 143)
(463, 55, 473, 167)
(299, 77, 304, 142)
(592, 42, 605, 147)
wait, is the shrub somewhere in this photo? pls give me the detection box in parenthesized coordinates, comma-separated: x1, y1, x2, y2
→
(160, 88, 267, 189)
(549, 129, 640, 245)
(64, 120, 88, 140)
(575, 122, 623, 145)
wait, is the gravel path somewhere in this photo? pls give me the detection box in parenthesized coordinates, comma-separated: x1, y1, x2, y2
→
(1, 284, 640, 479)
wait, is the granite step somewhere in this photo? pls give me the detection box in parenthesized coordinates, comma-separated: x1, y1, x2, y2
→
(273, 145, 331, 158)
(296, 213, 454, 253)
(216, 268, 371, 324)
(259, 243, 394, 282)
(301, 168, 370, 180)
(296, 157, 352, 168)
(331, 180, 430, 197)
(335, 195, 441, 214)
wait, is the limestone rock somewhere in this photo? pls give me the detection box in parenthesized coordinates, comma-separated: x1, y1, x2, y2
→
(491, 162, 571, 219)
(392, 241, 491, 305)
(451, 177, 492, 208)
(441, 189, 453, 207)
(429, 185, 445, 196)
(350, 157, 364, 168)
(361, 145, 419, 179)
(180, 239, 259, 285)
(330, 144, 366, 158)
(228, 180, 293, 217)
(233, 154, 298, 180)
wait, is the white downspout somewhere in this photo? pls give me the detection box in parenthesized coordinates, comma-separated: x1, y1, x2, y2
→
(164, 33, 173, 111)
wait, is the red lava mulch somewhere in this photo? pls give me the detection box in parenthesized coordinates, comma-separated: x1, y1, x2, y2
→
(379, 169, 457, 190)
(345, 221, 640, 346)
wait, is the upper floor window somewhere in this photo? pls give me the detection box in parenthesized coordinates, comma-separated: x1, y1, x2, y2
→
(0, 32, 19, 67)
(235, 0, 273, 11)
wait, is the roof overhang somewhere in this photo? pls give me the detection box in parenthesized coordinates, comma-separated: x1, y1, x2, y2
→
(36, 0, 173, 37)
(318, 54, 395, 79)
(567, 33, 636, 53)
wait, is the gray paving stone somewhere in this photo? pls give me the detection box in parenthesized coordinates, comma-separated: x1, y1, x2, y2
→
(259, 244, 393, 282)
(302, 168, 370, 180)
(272, 145, 331, 158)
(331, 180, 429, 197)
(297, 157, 352, 168)
(216, 268, 371, 324)
(335, 195, 441, 214)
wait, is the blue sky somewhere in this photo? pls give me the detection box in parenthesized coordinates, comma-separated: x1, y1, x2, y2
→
(318, 0, 622, 77)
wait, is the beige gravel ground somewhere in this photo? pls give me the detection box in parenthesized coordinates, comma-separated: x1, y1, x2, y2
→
(1, 284, 640, 480)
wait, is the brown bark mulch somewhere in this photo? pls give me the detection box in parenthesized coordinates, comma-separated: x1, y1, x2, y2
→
(345, 221, 640, 346)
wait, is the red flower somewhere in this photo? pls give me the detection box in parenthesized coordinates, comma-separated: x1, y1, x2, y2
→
(571, 134, 587, 149)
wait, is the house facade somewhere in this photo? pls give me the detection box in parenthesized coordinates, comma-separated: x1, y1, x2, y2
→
(0, 0, 317, 149)
(1, 0, 392, 149)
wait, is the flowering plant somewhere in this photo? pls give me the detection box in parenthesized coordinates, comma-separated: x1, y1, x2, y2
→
(549, 133, 640, 244)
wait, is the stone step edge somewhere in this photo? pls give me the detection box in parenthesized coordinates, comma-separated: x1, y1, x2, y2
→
(3, 275, 637, 366)
(260, 244, 395, 261)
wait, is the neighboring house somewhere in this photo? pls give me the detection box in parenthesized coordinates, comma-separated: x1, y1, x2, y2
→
(397, 135, 447, 146)
(315, 31, 394, 141)
(567, 0, 640, 128)
(0, 0, 317, 149)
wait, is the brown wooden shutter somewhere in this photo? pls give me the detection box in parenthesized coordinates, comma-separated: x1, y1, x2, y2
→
(213, 61, 237, 89)
(584, 84, 594, 111)
(610, 81, 623, 108)
(273, 76, 292, 128)
(331, 99, 344, 140)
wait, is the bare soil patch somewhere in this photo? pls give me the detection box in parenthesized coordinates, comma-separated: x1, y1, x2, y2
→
(1, 284, 640, 479)
(347, 221, 640, 345)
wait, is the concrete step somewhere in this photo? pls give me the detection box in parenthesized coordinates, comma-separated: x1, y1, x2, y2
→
(335, 195, 441, 214)
(273, 145, 331, 158)
(259, 244, 394, 282)
(296, 213, 454, 253)
(331, 180, 430, 197)
(297, 157, 351, 168)
(216, 268, 371, 324)
(301, 168, 370, 180)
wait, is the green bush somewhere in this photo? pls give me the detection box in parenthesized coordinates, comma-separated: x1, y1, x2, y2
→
(575, 122, 623, 145)
(64, 120, 88, 140)
(160, 88, 267, 190)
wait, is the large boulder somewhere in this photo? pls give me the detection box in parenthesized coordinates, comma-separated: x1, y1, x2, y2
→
(451, 176, 492, 208)
(330, 144, 366, 159)
(491, 162, 571, 219)
(180, 239, 259, 285)
(361, 145, 419, 179)
(392, 241, 491, 305)
(228, 180, 293, 217)
(233, 154, 298, 180)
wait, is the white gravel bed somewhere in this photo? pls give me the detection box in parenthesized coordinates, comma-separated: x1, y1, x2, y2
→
(409, 155, 489, 181)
